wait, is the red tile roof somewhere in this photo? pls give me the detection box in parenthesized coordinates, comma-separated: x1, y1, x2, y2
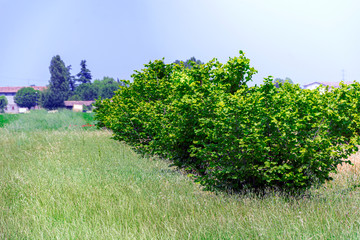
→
(0, 86, 47, 93)
(64, 101, 95, 107)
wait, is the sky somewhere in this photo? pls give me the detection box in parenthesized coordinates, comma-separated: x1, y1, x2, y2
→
(0, 0, 359, 87)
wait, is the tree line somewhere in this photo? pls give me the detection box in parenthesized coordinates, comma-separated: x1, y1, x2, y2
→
(14, 55, 125, 110)
(10, 55, 291, 111)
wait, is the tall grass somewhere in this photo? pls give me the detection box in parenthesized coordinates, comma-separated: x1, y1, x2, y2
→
(1, 111, 360, 239)
(3, 109, 95, 131)
(0, 113, 20, 128)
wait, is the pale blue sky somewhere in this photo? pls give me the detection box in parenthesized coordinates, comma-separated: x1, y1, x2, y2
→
(0, 0, 359, 87)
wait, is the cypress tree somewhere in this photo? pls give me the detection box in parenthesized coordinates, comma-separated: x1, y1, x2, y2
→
(77, 60, 92, 84)
(42, 55, 70, 109)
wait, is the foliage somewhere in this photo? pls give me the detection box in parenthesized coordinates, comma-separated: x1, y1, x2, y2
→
(14, 87, 40, 109)
(43, 57, 117, 103)
(67, 94, 82, 101)
(99, 84, 119, 99)
(76, 60, 92, 84)
(42, 55, 70, 109)
(67, 65, 77, 92)
(174, 56, 204, 69)
(94, 51, 360, 193)
(41, 88, 64, 109)
(93, 77, 121, 99)
(273, 77, 293, 88)
(72, 83, 98, 101)
(82, 104, 92, 112)
(0, 95, 7, 113)
(67, 77, 121, 101)
(189, 80, 360, 191)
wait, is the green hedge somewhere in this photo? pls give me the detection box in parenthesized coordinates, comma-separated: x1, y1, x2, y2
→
(94, 52, 360, 192)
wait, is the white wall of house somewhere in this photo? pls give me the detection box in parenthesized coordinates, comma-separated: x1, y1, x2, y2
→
(0, 93, 16, 113)
(7, 95, 15, 104)
(5, 104, 20, 113)
(303, 83, 322, 90)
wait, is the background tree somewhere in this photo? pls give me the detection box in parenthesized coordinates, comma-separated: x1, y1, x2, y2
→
(14, 87, 40, 109)
(0, 96, 7, 113)
(68, 76, 122, 100)
(41, 88, 61, 109)
(42, 55, 70, 109)
(273, 77, 294, 88)
(174, 57, 204, 69)
(67, 65, 76, 92)
(118, 78, 128, 88)
(93, 77, 121, 99)
(284, 77, 294, 84)
(76, 60, 92, 84)
(72, 83, 98, 101)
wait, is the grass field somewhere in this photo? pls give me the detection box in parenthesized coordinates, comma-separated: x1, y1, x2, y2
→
(1, 110, 360, 239)
(0, 114, 19, 128)
(1, 109, 95, 132)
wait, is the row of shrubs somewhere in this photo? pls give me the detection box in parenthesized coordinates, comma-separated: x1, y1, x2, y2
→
(94, 51, 360, 193)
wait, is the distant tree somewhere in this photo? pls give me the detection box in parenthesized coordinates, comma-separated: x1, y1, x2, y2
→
(174, 57, 204, 69)
(0, 96, 7, 113)
(93, 76, 121, 99)
(284, 77, 294, 84)
(67, 65, 76, 92)
(273, 77, 294, 88)
(100, 84, 119, 99)
(14, 87, 40, 109)
(73, 83, 98, 101)
(118, 78, 126, 87)
(69, 76, 123, 101)
(76, 60, 92, 84)
(67, 94, 82, 101)
(41, 88, 62, 109)
(42, 55, 70, 109)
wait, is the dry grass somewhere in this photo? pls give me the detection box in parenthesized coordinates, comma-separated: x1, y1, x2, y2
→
(338, 149, 360, 174)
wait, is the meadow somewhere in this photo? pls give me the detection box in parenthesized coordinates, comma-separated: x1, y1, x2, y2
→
(1, 110, 360, 239)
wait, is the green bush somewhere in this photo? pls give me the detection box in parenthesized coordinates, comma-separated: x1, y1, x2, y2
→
(189, 80, 360, 191)
(14, 87, 41, 109)
(0, 96, 8, 113)
(94, 52, 360, 193)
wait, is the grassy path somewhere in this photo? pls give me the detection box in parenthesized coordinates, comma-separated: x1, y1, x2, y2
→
(1, 112, 360, 238)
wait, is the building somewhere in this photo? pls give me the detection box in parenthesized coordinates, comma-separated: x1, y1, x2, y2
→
(302, 82, 355, 90)
(0, 86, 47, 113)
(64, 101, 95, 112)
